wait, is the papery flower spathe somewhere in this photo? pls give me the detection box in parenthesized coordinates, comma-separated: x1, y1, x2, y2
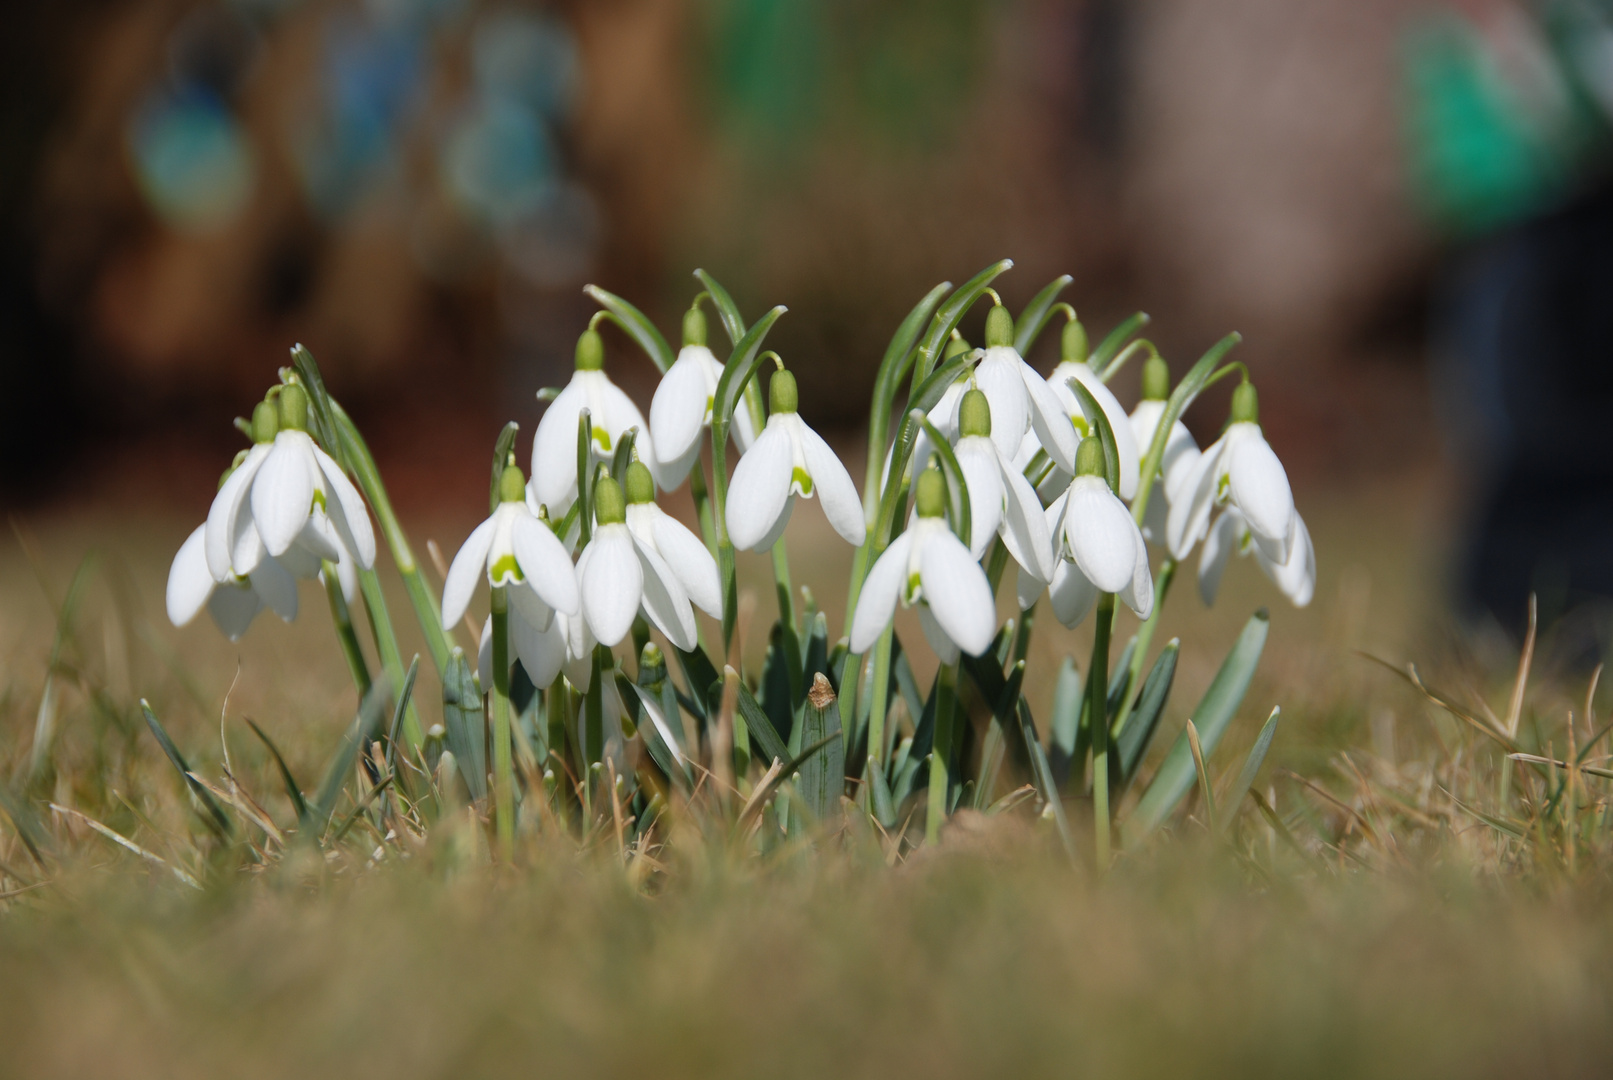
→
(930, 305, 1077, 475)
(531, 325, 658, 516)
(1128, 355, 1200, 544)
(725, 367, 866, 552)
(1198, 507, 1315, 609)
(577, 468, 706, 651)
(1166, 381, 1295, 564)
(648, 305, 757, 488)
(1018, 437, 1153, 628)
(850, 468, 997, 663)
(950, 388, 1054, 580)
(205, 386, 377, 590)
(443, 463, 580, 675)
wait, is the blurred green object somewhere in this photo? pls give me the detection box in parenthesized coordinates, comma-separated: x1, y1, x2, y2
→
(1402, 5, 1613, 235)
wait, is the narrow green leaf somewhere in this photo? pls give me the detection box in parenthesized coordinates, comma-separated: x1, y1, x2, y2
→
(1106, 637, 1137, 719)
(441, 649, 488, 802)
(1130, 332, 1242, 528)
(866, 755, 898, 828)
(244, 718, 309, 830)
(1016, 696, 1075, 858)
(673, 645, 720, 723)
(693, 269, 747, 345)
(794, 675, 844, 823)
(918, 417, 972, 547)
(140, 699, 232, 839)
(1115, 639, 1178, 791)
(584, 284, 675, 373)
(713, 304, 788, 428)
(384, 654, 421, 771)
(1185, 719, 1217, 832)
(488, 421, 520, 514)
(1013, 274, 1074, 356)
(575, 410, 594, 546)
(912, 259, 1013, 385)
(736, 678, 790, 766)
(1048, 657, 1083, 788)
(1066, 378, 1120, 494)
(312, 679, 392, 835)
(0, 782, 48, 866)
(289, 344, 343, 461)
(1218, 707, 1280, 837)
(1089, 311, 1150, 370)
(610, 427, 638, 483)
(1124, 610, 1268, 845)
(734, 731, 842, 836)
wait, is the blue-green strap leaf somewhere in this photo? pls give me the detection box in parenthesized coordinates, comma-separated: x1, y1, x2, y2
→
(1013, 274, 1073, 356)
(584, 284, 675, 373)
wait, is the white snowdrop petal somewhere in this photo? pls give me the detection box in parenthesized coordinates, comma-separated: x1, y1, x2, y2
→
(532, 380, 585, 513)
(1160, 422, 1201, 497)
(507, 580, 556, 633)
(478, 615, 494, 691)
(1015, 563, 1046, 612)
(731, 395, 759, 453)
(954, 438, 1003, 560)
(1119, 521, 1154, 619)
(231, 514, 265, 577)
(558, 608, 595, 690)
(1198, 510, 1242, 607)
(1021, 358, 1079, 475)
(1166, 434, 1226, 560)
(250, 556, 299, 622)
(997, 450, 1055, 581)
(205, 444, 267, 580)
(649, 350, 714, 480)
(633, 535, 698, 652)
(916, 606, 961, 666)
(1128, 400, 1166, 456)
(208, 583, 263, 641)
(510, 605, 568, 688)
(511, 513, 579, 616)
(725, 422, 794, 551)
(798, 420, 867, 546)
(293, 511, 343, 564)
(1259, 512, 1315, 608)
(975, 348, 1030, 462)
(1227, 427, 1294, 561)
(636, 689, 686, 764)
(1063, 365, 1140, 499)
(850, 532, 912, 654)
(251, 435, 315, 558)
(313, 445, 376, 569)
(919, 529, 997, 657)
(581, 527, 643, 647)
(598, 375, 652, 462)
(328, 551, 358, 606)
(166, 526, 216, 627)
(1065, 478, 1139, 594)
(441, 515, 497, 629)
(1047, 560, 1098, 628)
(652, 514, 722, 618)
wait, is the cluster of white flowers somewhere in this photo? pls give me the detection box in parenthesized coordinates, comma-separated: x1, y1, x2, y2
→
(169, 296, 1311, 676)
(167, 384, 376, 640)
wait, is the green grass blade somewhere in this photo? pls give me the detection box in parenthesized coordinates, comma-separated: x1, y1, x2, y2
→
(1090, 311, 1150, 372)
(0, 781, 49, 866)
(911, 259, 1013, 385)
(584, 284, 675, 373)
(312, 679, 393, 836)
(1115, 639, 1179, 791)
(735, 677, 790, 766)
(1015, 696, 1075, 858)
(1066, 378, 1121, 493)
(918, 417, 972, 546)
(733, 731, 842, 837)
(1185, 719, 1217, 832)
(1123, 610, 1268, 845)
(384, 654, 421, 770)
(693, 268, 747, 345)
(713, 305, 788, 428)
(1218, 707, 1281, 837)
(441, 649, 487, 802)
(1013, 274, 1073, 356)
(140, 699, 232, 839)
(244, 718, 310, 830)
(673, 645, 721, 723)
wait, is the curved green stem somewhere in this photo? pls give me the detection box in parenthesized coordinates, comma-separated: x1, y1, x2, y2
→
(1089, 593, 1117, 871)
(925, 659, 960, 845)
(1109, 559, 1176, 742)
(490, 587, 515, 861)
(323, 563, 371, 696)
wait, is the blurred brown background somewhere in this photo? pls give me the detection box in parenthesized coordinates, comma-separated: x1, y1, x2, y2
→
(0, 0, 1444, 507)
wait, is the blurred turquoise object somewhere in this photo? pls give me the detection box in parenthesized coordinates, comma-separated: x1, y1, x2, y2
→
(129, 87, 255, 232)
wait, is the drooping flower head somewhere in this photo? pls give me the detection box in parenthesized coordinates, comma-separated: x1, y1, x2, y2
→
(577, 470, 703, 651)
(1019, 435, 1153, 628)
(1034, 317, 1141, 501)
(1198, 507, 1315, 610)
(725, 365, 866, 552)
(1166, 380, 1296, 565)
(851, 467, 998, 663)
(531, 323, 657, 517)
(648, 301, 758, 488)
(951, 388, 1054, 580)
(1128, 354, 1201, 545)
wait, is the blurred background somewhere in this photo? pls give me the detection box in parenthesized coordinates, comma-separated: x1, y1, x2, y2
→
(3, 0, 1613, 644)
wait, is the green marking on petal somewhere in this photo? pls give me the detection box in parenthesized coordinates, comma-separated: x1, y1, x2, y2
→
(594, 426, 612, 452)
(905, 573, 922, 605)
(1071, 415, 1090, 437)
(1216, 473, 1231, 501)
(792, 466, 813, 495)
(490, 554, 525, 583)
(311, 489, 327, 513)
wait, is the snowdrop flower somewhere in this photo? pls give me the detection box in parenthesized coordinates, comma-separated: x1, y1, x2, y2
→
(950, 388, 1054, 580)
(930, 305, 1078, 475)
(1128, 355, 1200, 544)
(622, 461, 722, 620)
(1018, 437, 1153, 628)
(1166, 381, 1295, 564)
(577, 471, 703, 651)
(648, 304, 758, 488)
(850, 468, 997, 663)
(531, 325, 658, 517)
(166, 523, 296, 640)
(478, 611, 566, 693)
(443, 461, 580, 656)
(204, 385, 376, 588)
(1198, 506, 1315, 609)
(725, 367, 866, 552)
(1040, 319, 1140, 500)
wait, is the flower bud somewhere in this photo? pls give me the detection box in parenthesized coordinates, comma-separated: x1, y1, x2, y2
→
(1075, 435, 1106, 478)
(594, 475, 627, 525)
(1230, 380, 1259, 425)
(251, 399, 279, 444)
(1061, 319, 1088, 364)
(769, 368, 798, 415)
(639, 641, 667, 685)
(915, 467, 946, 519)
(575, 328, 604, 372)
(499, 463, 526, 503)
(943, 334, 970, 361)
(984, 305, 1014, 349)
(278, 384, 308, 432)
(624, 460, 656, 504)
(682, 306, 707, 347)
(1141, 355, 1170, 401)
(958, 388, 992, 438)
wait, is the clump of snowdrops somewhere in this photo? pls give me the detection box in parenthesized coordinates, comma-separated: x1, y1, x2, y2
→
(150, 260, 1314, 872)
